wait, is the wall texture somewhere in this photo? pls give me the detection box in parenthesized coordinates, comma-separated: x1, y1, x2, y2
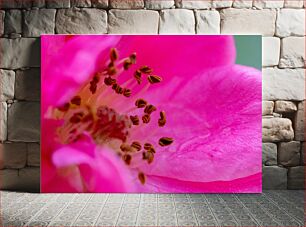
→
(0, 0, 305, 192)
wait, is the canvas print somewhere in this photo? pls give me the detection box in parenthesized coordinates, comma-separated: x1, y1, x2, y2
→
(41, 35, 262, 193)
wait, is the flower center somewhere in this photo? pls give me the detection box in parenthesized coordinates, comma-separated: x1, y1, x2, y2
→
(53, 48, 173, 185)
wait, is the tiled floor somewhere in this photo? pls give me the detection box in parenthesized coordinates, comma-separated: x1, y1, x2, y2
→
(1, 190, 304, 226)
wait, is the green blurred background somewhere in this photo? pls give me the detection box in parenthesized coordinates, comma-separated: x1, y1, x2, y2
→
(234, 35, 261, 70)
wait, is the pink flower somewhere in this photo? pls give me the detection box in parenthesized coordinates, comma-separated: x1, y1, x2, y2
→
(41, 35, 262, 193)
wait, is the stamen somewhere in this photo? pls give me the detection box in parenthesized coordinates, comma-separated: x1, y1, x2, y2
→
(158, 111, 166, 127)
(142, 114, 150, 124)
(130, 53, 136, 64)
(110, 48, 119, 62)
(134, 70, 142, 84)
(148, 75, 162, 84)
(58, 103, 70, 112)
(107, 62, 117, 76)
(138, 172, 146, 184)
(71, 96, 81, 106)
(144, 105, 157, 114)
(131, 141, 141, 151)
(122, 154, 132, 165)
(120, 143, 131, 152)
(142, 151, 154, 164)
(159, 137, 174, 146)
(89, 81, 97, 94)
(130, 115, 140, 125)
(70, 112, 83, 124)
(144, 143, 152, 150)
(139, 66, 152, 74)
(123, 59, 132, 70)
(104, 77, 116, 86)
(135, 99, 147, 108)
(115, 86, 124, 94)
(123, 88, 131, 97)
(93, 74, 100, 83)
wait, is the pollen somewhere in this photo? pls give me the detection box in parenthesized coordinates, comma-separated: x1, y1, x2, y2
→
(148, 75, 162, 84)
(138, 172, 146, 184)
(159, 137, 174, 146)
(135, 99, 147, 108)
(139, 66, 153, 74)
(158, 111, 166, 127)
(144, 105, 157, 114)
(131, 141, 142, 151)
(142, 114, 150, 124)
(130, 115, 140, 125)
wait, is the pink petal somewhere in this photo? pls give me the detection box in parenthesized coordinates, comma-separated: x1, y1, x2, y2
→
(41, 35, 121, 111)
(131, 65, 261, 187)
(52, 139, 134, 192)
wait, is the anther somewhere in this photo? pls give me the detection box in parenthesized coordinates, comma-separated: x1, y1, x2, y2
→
(159, 137, 174, 146)
(134, 70, 142, 84)
(130, 53, 136, 64)
(135, 99, 147, 108)
(110, 48, 119, 62)
(58, 103, 70, 112)
(115, 86, 123, 94)
(123, 59, 132, 70)
(158, 111, 166, 127)
(138, 172, 146, 185)
(142, 114, 150, 124)
(144, 105, 157, 114)
(130, 115, 140, 125)
(90, 82, 97, 94)
(120, 143, 131, 152)
(144, 143, 152, 150)
(107, 62, 117, 76)
(70, 113, 83, 124)
(71, 96, 81, 106)
(104, 77, 116, 86)
(122, 154, 132, 165)
(139, 66, 153, 74)
(92, 74, 100, 83)
(148, 75, 162, 84)
(131, 141, 141, 151)
(123, 88, 131, 97)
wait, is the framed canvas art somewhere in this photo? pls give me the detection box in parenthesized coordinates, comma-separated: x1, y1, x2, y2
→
(41, 35, 262, 193)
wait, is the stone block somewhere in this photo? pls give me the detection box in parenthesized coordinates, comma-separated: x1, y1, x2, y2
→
(294, 101, 305, 141)
(232, 0, 253, 8)
(15, 68, 41, 101)
(220, 9, 276, 36)
(110, 0, 144, 8)
(56, 8, 107, 34)
(276, 9, 305, 37)
(0, 0, 32, 9)
(262, 118, 294, 142)
(278, 141, 301, 167)
(0, 38, 40, 69)
(262, 37, 280, 66)
(108, 10, 159, 34)
(262, 101, 274, 115)
(91, 0, 108, 8)
(195, 10, 220, 34)
(263, 68, 305, 101)
(274, 101, 297, 113)
(46, 0, 70, 8)
(23, 9, 56, 37)
(284, 0, 304, 8)
(0, 143, 27, 169)
(0, 10, 4, 35)
(8, 102, 40, 142)
(4, 9, 22, 34)
(175, 0, 212, 9)
(1, 102, 7, 142)
(280, 37, 305, 68)
(159, 9, 195, 34)
(145, 0, 175, 9)
(263, 166, 287, 189)
(27, 143, 40, 167)
(0, 168, 40, 192)
(71, 0, 91, 7)
(262, 143, 277, 166)
(0, 69, 15, 102)
(253, 0, 284, 8)
(212, 0, 232, 8)
(32, 0, 46, 8)
(288, 166, 304, 189)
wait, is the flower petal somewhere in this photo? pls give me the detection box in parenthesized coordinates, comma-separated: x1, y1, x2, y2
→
(51, 138, 134, 192)
(41, 35, 121, 110)
(131, 65, 262, 186)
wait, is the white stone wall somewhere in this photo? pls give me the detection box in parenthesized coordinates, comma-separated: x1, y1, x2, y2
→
(0, 0, 305, 191)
